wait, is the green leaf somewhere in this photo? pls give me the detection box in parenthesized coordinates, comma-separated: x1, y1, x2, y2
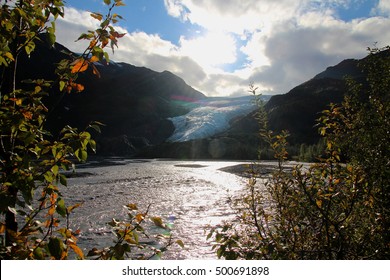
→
(25, 40, 36, 55)
(33, 247, 45, 260)
(56, 198, 67, 217)
(59, 174, 67, 187)
(104, 51, 110, 63)
(104, 0, 111, 5)
(59, 80, 66, 91)
(46, 27, 56, 46)
(48, 237, 64, 259)
(89, 139, 97, 153)
(75, 149, 88, 162)
(51, 165, 59, 176)
(176, 240, 185, 248)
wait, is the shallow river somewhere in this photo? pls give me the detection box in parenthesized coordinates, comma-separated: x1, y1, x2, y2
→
(63, 159, 252, 259)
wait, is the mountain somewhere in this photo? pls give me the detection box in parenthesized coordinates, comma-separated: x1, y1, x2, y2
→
(264, 58, 365, 145)
(140, 54, 374, 159)
(17, 38, 381, 159)
(16, 39, 205, 155)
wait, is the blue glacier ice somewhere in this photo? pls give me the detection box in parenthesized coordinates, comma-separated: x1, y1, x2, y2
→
(167, 96, 260, 142)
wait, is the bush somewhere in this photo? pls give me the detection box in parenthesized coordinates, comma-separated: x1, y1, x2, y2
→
(0, 0, 179, 260)
(209, 47, 390, 259)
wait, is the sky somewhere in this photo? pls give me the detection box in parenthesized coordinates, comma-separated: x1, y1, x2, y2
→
(56, 0, 390, 97)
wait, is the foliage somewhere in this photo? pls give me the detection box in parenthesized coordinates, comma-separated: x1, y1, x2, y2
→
(87, 204, 183, 260)
(0, 0, 178, 260)
(208, 47, 390, 259)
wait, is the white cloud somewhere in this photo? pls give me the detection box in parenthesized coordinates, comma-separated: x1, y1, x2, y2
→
(373, 0, 390, 16)
(164, 0, 189, 20)
(55, 2, 390, 98)
(179, 32, 237, 70)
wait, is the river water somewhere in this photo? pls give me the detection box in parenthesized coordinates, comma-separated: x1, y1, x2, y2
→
(62, 159, 253, 259)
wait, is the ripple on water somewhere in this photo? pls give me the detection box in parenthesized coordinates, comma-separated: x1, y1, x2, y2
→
(63, 160, 249, 259)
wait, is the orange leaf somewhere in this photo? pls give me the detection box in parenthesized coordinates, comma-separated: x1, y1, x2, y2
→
(71, 83, 85, 92)
(90, 55, 99, 63)
(91, 64, 101, 78)
(89, 39, 97, 49)
(69, 243, 84, 259)
(0, 223, 5, 234)
(22, 111, 33, 120)
(71, 58, 88, 73)
(48, 206, 55, 216)
(101, 38, 109, 49)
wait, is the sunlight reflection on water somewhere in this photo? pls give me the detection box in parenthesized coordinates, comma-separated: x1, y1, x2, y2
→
(63, 159, 251, 259)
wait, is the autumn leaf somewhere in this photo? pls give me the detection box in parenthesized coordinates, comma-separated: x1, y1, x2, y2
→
(127, 203, 138, 210)
(135, 213, 144, 223)
(73, 83, 85, 92)
(115, 0, 126, 6)
(4, 51, 14, 61)
(91, 64, 101, 78)
(90, 55, 99, 63)
(22, 111, 33, 120)
(0, 223, 5, 234)
(150, 216, 166, 229)
(69, 242, 84, 259)
(90, 12, 103, 21)
(71, 58, 88, 73)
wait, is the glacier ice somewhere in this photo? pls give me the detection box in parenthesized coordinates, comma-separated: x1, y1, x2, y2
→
(167, 96, 257, 142)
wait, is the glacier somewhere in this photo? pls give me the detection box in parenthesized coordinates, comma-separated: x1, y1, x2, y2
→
(167, 95, 261, 142)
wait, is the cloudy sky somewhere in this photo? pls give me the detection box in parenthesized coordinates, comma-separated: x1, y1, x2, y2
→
(57, 0, 390, 97)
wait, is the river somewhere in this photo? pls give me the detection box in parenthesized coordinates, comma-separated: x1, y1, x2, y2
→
(62, 158, 253, 259)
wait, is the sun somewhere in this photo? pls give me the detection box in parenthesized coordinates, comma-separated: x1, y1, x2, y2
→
(179, 31, 237, 71)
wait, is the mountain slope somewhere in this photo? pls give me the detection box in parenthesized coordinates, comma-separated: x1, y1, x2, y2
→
(142, 53, 373, 159)
(264, 57, 365, 145)
(17, 39, 205, 155)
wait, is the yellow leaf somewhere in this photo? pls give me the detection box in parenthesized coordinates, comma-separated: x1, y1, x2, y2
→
(150, 216, 166, 228)
(115, 1, 126, 6)
(35, 85, 42, 94)
(316, 199, 322, 208)
(176, 240, 185, 248)
(90, 12, 103, 21)
(67, 203, 83, 214)
(4, 52, 14, 61)
(135, 213, 144, 223)
(127, 203, 138, 210)
(69, 243, 84, 259)
(71, 58, 88, 73)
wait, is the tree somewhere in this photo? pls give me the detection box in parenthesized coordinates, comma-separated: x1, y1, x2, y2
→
(0, 0, 178, 260)
(208, 47, 390, 259)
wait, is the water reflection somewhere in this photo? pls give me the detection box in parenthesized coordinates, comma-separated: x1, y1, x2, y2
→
(63, 159, 249, 259)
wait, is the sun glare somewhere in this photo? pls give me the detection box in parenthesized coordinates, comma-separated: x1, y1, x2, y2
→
(179, 31, 237, 71)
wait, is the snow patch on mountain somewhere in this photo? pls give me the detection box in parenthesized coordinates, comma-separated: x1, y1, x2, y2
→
(167, 96, 261, 142)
